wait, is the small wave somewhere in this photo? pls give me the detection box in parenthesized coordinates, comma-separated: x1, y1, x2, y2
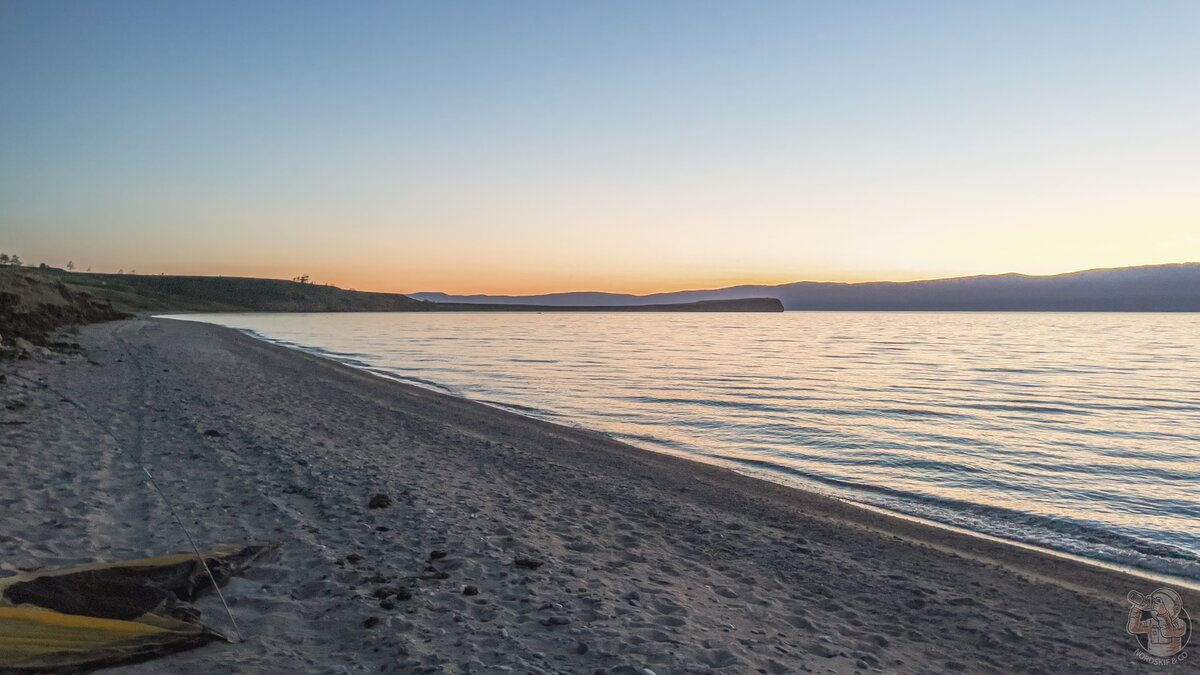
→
(355, 369, 460, 396)
(723, 456, 1200, 578)
(478, 399, 552, 415)
(953, 402, 1093, 416)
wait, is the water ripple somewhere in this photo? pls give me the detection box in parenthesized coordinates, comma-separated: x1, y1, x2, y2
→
(170, 312, 1200, 581)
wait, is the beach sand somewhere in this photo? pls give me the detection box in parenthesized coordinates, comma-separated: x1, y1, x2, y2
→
(1, 317, 1191, 674)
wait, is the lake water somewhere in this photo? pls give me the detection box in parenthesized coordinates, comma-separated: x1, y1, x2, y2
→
(166, 312, 1200, 581)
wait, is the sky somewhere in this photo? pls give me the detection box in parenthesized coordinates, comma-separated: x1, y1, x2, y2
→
(1, 1, 1198, 295)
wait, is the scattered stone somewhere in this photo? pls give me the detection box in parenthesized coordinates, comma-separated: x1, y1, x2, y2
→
(345, 554, 363, 564)
(375, 526, 389, 532)
(368, 493, 392, 509)
(372, 586, 412, 602)
(574, 641, 589, 655)
(429, 550, 447, 560)
(202, 429, 223, 437)
(380, 599, 396, 610)
(372, 586, 411, 601)
(462, 585, 479, 596)
(540, 616, 570, 626)
(362, 617, 380, 629)
(514, 557, 544, 569)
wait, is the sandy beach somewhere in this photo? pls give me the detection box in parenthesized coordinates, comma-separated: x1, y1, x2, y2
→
(1, 317, 1191, 674)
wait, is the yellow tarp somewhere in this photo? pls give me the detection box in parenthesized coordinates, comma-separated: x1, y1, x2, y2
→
(0, 544, 275, 673)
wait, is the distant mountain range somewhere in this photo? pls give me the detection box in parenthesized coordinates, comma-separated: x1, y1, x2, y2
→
(413, 263, 1200, 311)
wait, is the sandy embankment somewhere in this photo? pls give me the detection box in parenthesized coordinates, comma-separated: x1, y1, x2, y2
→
(0, 317, 1189, 674)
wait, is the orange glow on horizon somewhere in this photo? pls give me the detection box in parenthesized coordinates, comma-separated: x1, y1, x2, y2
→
(59, 257, 1196, 299)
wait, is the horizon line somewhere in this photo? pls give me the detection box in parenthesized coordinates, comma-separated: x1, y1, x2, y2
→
(406, 261, 1199, 299)
(28, 259, 1198, 298)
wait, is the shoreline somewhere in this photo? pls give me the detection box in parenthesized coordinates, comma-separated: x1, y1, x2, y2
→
(173, 314, 1200, 591)
(2, 317, 1192, 673)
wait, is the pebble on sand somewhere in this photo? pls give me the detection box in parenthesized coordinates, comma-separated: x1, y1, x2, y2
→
(372, 586, 412, 601)
(514, 557, 544, 569)
(368, 493, 392, 509)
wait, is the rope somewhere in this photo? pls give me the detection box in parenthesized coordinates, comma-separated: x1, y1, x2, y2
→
(6, 371, 245, 642)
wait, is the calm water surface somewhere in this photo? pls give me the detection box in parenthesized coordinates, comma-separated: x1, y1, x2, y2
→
(168, 312, 1200, 580)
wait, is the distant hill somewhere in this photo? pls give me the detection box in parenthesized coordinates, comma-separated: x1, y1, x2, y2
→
(51, 272, 777, 314)
(59, 271, 433, 313)
(0, 267, 781, 350)
(434, 298, 783, 312)
(413, 263, 1200, 311)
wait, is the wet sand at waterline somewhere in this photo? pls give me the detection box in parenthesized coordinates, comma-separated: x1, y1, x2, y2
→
(1, 318, 1191, 673)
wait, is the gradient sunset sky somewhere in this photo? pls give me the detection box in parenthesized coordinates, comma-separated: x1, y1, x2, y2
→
(2, 1, 1197, 295)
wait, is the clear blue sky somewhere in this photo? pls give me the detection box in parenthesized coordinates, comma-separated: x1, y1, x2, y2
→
(2, 1, 1197, 293)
